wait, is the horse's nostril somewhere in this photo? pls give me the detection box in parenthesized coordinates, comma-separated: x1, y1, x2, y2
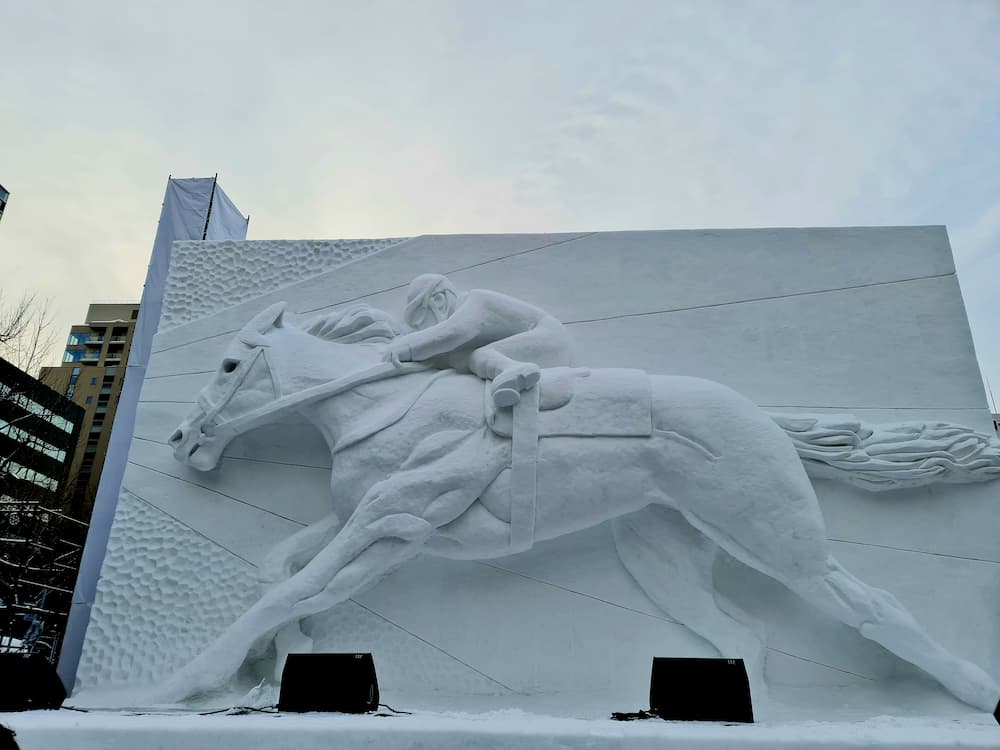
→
(188, 444, 200, 458)
(169, 430, 183, 444)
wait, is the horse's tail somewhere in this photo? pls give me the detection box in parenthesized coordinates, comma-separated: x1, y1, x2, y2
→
(768, 413, 1000, 492)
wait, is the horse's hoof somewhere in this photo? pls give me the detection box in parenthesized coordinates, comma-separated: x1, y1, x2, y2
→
(493, 387, 521, 408)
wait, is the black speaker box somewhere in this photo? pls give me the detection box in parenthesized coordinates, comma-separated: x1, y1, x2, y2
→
(0, 725, 18, 750)
(0, 653, 67, 712)
(278, 653, 379, 713)
(649, 657, 753, 723)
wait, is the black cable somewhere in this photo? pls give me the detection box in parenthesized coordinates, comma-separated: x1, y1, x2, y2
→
(377, 703, 411, 715)
(610, 709, 658, 721)
(198, 705, 279, 716)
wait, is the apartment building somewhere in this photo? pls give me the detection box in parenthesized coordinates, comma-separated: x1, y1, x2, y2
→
(41, 303, 139, 512)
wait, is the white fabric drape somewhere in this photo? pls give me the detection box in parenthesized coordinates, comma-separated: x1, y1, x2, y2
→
(59, 177, 248, 689)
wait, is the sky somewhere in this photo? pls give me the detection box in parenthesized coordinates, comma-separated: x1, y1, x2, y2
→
(1, 0, 998, 409)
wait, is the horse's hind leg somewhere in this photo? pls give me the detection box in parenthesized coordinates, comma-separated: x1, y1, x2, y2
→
(786, 557, 999, 711)
(679, 500, 1000, 711)
(612, 506, 768, 698)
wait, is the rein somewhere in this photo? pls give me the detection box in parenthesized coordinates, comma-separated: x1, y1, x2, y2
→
(209, 360, 430, 441)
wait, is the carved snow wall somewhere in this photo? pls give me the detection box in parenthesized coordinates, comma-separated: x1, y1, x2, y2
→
(79, 228, 1000, 714)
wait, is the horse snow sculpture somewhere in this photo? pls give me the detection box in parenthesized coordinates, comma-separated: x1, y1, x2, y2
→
(161, 300, 1000, 712)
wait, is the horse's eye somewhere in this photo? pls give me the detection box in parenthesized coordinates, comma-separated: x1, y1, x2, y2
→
(221, 359, 239, 374)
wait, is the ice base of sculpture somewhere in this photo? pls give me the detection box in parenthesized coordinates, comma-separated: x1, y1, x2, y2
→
(10, 705, 1000, 750)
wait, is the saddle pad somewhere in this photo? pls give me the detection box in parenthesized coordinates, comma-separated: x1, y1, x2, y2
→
(488, 367, 653, 438)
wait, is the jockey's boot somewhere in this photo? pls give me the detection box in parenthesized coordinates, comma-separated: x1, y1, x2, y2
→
(491, 362, 541, 408)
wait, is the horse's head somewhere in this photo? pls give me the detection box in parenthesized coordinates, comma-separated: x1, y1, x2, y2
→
(168, 301, 287, 471)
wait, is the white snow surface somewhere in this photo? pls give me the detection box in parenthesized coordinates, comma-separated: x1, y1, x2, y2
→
(79, 228, 1000, 721)
(4, 707, 998, 750)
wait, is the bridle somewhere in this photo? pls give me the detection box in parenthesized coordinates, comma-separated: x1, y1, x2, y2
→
(194, 345, 276, 437)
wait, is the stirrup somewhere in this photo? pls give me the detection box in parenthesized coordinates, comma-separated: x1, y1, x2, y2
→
(492, 387, 522, 408)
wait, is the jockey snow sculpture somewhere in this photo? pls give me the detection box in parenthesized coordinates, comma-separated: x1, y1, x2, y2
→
(387, 273, 574, 407)
(159, 285, 1000, 715)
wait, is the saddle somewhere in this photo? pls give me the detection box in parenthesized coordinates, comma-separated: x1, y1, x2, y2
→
(492, 367, 653, 553)
(485, 367, 653, 439)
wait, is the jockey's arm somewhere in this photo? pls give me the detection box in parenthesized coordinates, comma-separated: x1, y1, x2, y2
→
(394, 300, 488, 362)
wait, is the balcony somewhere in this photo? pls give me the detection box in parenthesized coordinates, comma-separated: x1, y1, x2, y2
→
(84, 337, 104, 346)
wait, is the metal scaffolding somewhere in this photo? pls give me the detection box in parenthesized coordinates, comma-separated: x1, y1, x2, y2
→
(0, 501, 87, 663)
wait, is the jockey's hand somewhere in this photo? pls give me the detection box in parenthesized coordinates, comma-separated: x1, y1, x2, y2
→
(382, 340, 414, 368)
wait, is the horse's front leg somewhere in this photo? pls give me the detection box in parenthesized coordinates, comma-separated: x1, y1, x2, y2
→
(154, 509, 435, 703)
(156, 430, 506, 702)
(258, 512, 344, 588)
(258, 512, 344, 679)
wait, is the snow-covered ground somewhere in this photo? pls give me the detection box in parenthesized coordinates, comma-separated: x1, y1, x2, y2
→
(3, 707, 998, 750)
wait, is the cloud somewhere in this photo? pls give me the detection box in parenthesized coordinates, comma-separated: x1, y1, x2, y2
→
(0, 0, 998, 386)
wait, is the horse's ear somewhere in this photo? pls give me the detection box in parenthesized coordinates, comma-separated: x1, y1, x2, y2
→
(247, 301, 287, 333)
(240, 301, 287, 347)
(271, 305, 285, 329)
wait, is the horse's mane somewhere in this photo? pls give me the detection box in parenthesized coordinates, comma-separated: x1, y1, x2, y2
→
(299, 304, 401, 344)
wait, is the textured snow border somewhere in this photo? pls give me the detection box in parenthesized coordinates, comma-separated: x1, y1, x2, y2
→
(161, 238, 410, 329)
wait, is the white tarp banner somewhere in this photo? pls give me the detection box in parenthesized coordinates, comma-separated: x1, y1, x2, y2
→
(59, 177, 248, 688)
(205, 181, 250, 242)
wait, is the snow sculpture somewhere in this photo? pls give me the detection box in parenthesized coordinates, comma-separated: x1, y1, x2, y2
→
(160, 284, 1000, 713)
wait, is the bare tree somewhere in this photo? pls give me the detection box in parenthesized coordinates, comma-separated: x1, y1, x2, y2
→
(0, 291, 55, 378)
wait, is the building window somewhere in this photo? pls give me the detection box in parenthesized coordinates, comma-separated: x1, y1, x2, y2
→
(6, 459, 58, 490)
(85, 395, 93, 404)
(63, 349, 85, 363)
(67, 332, 89, 345)
(0, 420, 66, 463)
(1, 389, 66, 428)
